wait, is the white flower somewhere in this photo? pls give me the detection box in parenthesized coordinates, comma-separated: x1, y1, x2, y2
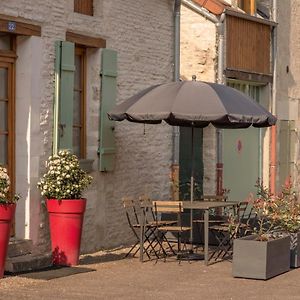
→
(37, 150, 92, 199)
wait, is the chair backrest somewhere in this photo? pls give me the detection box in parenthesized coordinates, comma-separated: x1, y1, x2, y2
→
(201, 195, 227, 202)
(153, 201, 183, 228)
(122, 197, 140, 227)
(138, 196, 156, 222)
(153, 201, 183, 213)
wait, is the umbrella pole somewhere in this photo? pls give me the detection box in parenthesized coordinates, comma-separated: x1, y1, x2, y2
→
(190, 126, 194, 244)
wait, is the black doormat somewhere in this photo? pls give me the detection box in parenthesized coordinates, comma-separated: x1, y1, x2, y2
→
(16, 266, 96, 280)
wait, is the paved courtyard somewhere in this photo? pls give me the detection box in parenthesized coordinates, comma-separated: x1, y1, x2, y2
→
(1, 247, 300, 300)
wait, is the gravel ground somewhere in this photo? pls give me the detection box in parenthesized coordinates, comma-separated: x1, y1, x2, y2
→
(0, 247, 300, 300)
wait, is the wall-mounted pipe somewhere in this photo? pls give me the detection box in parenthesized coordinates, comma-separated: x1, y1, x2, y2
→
(172, 0, 181, 200)
(270, 0, 277, 194)
(215, 13, 225, 195)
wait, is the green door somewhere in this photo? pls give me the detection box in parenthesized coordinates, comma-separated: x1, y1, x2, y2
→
(223, 127, 260, 202)
(179, 127, 204, 200)
(223, 83, 261, 202)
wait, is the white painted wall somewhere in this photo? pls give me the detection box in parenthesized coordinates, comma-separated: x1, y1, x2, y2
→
(15, 36, 42, 244)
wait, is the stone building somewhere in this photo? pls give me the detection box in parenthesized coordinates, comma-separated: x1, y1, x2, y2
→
(0, 0, 175, 260)
(179, 0, 276, 201)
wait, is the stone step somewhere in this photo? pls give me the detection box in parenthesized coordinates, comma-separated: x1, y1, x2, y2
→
(5, 252, 52, 274)
(7, 239, 33, 258)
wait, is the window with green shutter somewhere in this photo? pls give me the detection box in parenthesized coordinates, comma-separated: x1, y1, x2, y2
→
(53, 41, 75, 154)
(98, 49, 117, 172)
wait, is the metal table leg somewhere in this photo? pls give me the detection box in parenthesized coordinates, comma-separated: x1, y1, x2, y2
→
(204, 209, 209, 265)
(139, 208, 145, 262)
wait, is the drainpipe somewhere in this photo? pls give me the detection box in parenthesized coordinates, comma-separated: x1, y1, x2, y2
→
(270, 0, 277, 194)
(216, 13, 226, 196)
(172, 0, 181, 200)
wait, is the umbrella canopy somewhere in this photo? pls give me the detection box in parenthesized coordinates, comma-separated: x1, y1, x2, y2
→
(108, 81, 276, 128)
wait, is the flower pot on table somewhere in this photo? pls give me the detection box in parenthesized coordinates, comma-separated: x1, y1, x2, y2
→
(232, 234, 290, 280)
(46, 199, 86, 266)
(0, 203, 16, 278)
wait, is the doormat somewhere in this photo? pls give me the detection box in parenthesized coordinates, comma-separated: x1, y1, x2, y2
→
(16, 266, 96, 280)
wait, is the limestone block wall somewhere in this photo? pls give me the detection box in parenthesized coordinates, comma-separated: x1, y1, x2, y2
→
(0, 0, 174, 253)
(276, 0, 300, 190)
(180, 5, 217, 195)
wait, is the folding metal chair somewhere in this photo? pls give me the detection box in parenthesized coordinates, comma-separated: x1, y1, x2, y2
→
(122, 197, 161, 260)
(193, 195, 228, 248)
(153, 201, 192, 263)
(209, 201, 253, 262)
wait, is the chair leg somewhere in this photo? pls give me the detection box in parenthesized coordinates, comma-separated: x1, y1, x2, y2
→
(124, 241, 139, 258)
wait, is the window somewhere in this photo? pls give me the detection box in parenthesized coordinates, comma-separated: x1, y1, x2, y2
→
(238, 0, 256, 15)
(74, 0, 93, 16)
(73, 46, 86, 158)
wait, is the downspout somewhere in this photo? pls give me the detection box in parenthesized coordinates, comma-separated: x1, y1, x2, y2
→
(216, 13, 226, 196)
(270, 0, 277, 194)
(172, 0, 181, 200)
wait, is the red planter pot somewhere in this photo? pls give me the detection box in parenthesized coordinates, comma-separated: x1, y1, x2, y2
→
(0, 203, 16, 278)
(46, 199, 86, 266)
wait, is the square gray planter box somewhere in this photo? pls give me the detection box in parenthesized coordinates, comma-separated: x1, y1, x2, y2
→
(289, 232, 300, 268)
(233, 234, 290, 280)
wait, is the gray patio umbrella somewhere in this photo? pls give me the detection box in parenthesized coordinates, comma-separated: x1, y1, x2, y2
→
(108, 80, 276, 245)
(108, 80, 276, 128)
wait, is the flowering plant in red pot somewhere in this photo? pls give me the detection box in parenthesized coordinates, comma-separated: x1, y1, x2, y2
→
(0, 166, 19, 278)
(38, 150, 92, 266)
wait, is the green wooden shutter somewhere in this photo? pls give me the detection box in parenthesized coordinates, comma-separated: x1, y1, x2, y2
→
(98, 49, 117, 171)
(53, 41, 75, 154)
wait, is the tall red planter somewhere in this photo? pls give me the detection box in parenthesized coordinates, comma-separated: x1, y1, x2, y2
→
(46, 199, 86, 266)
(0, 203, 16, 278)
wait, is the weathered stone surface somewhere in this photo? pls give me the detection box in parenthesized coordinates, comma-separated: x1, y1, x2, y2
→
(5, 252, 52, 274)
(7, 239, 33, 258)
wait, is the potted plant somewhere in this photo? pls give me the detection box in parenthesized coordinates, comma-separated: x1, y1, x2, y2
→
(270, 177, 300, 268)
(38, 150, 92, 266)
(232, 181, 290, 280)
(0, 166, 19, 278)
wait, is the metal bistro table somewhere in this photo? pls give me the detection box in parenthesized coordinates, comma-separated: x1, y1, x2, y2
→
(140, 200, 240, 265)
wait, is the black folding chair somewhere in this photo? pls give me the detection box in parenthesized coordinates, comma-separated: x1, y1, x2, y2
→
(122, 197, 161, 260)
(193, 195, 228, 248)
(153, 201, 192, 263)
(209, 201, 253, 262)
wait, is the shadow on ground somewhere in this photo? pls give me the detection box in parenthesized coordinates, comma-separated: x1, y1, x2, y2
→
(79, 251, 127, 265)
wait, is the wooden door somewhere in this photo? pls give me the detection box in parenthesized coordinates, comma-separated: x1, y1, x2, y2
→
(0, 61, 14, 182)
(0, 35, 16, 235)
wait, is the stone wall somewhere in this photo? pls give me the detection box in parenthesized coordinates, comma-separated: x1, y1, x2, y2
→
(276, 0, 300, 191)
(0, 0, 174, 253)
(180, 5, 217, 195)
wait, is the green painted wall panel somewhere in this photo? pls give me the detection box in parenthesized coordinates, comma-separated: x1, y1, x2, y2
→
(179, 127, 203, 200)
(223, 128, 260, 202)
(279, 121, 291, 186)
